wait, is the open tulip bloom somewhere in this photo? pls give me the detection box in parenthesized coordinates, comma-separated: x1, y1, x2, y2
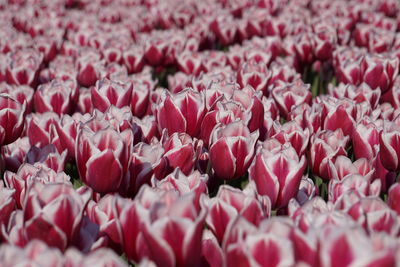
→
(2, 0, 400, 266)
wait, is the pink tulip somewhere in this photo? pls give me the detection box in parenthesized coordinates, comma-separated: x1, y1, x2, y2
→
(249, 143, 307, 209)
(76, 126, 129, 193)
(210, 121, 258, 180)
(155, 88, 206, 137)
(91, 78, 133, 112)
(0, 94, 26, 146)
(4, 163, 71, 208)
(34, 79, 77, 115)
(309, 129, 349, 179)
(271, 79, 312, 119)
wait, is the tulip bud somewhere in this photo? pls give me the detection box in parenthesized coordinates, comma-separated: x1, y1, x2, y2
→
(249, 143, 307, 209)
(210, 121, 258, 180)
(76, 126, 129, 193)
(155, 88, 206, 137)
(309, 129, 349, 179)
(379, 117, 400, 171)
(388, 183, 400, 215)
(34, 79, 77, 115)
(91, 78, 133, 112)
(271, 79, 312, 119)
(0, 94, 26, 146)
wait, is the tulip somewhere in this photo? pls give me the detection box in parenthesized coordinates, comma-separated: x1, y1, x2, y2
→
(320, 96, 356, 136)
(309, 129, 349, 179)
(77, 88, 93, 114)
(296, 177, 317, 205)
(225, 231, 295, 267)
(6, 48, 43, 86)
(237, 60, 270, 94)
(131, 81, 151, 118)
(379, 118, 400, 171)
(76, 126, 129, 193)
(210, 121, 258, 180)
(0, 240, 63, 267)
(177, 51, 204, 75)
(231, 86, 264, 132)
(139, 192, 206, 267)
(4, 163, 71, 208)
(201, 100, 248, 147)
(119, 199, 149, 263)
(26, 144, 68, 172)
(1, 137, 30, 172)
(327, 156, 375, 181)
(0, 94, 26, 146)
(159, 132, 202, 178)
(388, 183, 400, 215)
(26, 112, 59, 148)
(341, 195, 400, 236)
(65, 247, 129, 267)
(328, 83, 381, 109)
(0, 185, 15, 228)
(352, 119, 380, 160)
(123, 45, 144, 74)
(123, 142, 165, 196)
(319, 226, 396, 267)
(34, 79, 77, 115)
(155, 88, 206, 137)
(0, 83, 34, 113)
(271, 79, 312, 119)
(76, 49, 105, 87)
(91, 78, 133, 112)
(328, 174, 381, 203)
(268, 120, 310, 156)
(312, 21, 337, 60)
(86, 194, 127, 248)
(201, 230, 224, 267)
(18, 182, 90, 250)
(205, 184, 270, 243)
(361, 54, 399, 93)
(53, 114, 79, 160)
(249, 143, 307, 209)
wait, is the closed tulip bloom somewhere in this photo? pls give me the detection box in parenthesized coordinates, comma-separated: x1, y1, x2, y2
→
(327, 156, 375, 181)
(249, 144, 307, 209)
(19, 182, 91, 250)
(6, 48, 43, 86)
(34, 79, 76, 115)
(76, 126, 129, 193)
(210, 121, 258, 180)
(205, 184, 270, 243)
(388, 183, 400, 215)
(1, 136, 30, 172)
(156, 88, 206, 137)
(361, 54, 399, 93)
(0, 240, 63, 267)
(328, 174, 381, 203)
(380, 117, 400, 171)
(26, 112, 59, 148)
(122, 45, 144, 74)
(0, 83, 34, 114)
(53, 114, 79, 160)
(237, 60, 270, 94)
(0, 94, 26, 146)
(91, 78, 133, 112)
(4, 163, 71, 208)
(271, 79, 312, 119)
(319, 226, 396, 267)
(309, 129, 349, 180)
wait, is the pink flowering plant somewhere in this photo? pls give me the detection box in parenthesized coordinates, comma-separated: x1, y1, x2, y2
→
(1, 0, 400, 266)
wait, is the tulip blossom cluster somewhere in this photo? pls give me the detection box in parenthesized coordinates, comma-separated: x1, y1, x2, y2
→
(1, 0, 400, 266)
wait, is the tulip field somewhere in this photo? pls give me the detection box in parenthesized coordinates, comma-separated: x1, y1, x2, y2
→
(2, 0, 400, 266)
